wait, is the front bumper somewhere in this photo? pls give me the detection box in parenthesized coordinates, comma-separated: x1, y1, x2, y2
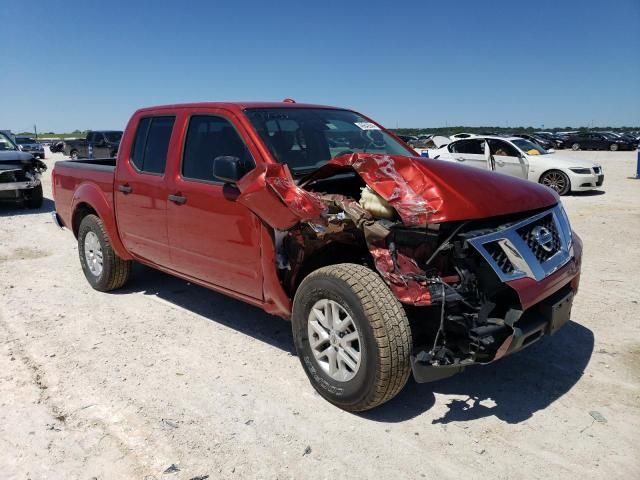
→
(0, 179, 41, 191)
(570, 172, 604, 191)
(411, 285, 575, 382)
(411, 231, 583, 383)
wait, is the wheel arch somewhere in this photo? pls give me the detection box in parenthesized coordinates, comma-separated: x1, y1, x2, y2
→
(70, 183, 132, 259)
(538, 168, 572, 194)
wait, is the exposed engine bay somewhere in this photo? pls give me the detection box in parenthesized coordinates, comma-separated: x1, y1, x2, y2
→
(234, 153, 578, 380)
(0, 155, 46, 200)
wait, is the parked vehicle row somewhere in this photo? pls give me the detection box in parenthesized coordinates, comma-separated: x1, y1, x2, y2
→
(52, 100, 582, 411)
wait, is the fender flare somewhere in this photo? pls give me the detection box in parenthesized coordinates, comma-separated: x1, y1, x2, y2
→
(71, 182, 132, 260)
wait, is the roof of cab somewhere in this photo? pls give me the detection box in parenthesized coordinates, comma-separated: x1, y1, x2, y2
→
(135, 101, 345, 114)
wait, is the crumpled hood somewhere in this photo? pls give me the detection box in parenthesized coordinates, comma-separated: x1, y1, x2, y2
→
(302, 153, 559, 224)
(234, 153, 558, 230)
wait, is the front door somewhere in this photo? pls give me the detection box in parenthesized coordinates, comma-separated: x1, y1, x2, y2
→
(487, 139, 528, 179)
(115, 115, 176, 266)
(166, 111, 263, 299)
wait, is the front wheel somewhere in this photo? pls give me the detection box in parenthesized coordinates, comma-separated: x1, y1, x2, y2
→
(78, 214, 131, 291)
(70, 150, 79, 160)
(540, 169, 571, 196)
(571, 143, 580, 151)
(292, 263, 412, 412)
(610, 143, 619, 151)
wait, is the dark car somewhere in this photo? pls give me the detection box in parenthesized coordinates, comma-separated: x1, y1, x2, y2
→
(63, 130, 123, 159)
(396, 135, 417, 146)
(534, 132, 567, 149)
(566, 132, 635, 151)
(514, 134, 555, 150)
(49, 140, 65, 153)
(14, 136, 45, 159)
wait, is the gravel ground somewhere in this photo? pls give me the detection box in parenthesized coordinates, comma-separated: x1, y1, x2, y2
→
(1, 149, 639, 479)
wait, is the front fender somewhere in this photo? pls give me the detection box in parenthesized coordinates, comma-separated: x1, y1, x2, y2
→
(71, 182, 132, 260)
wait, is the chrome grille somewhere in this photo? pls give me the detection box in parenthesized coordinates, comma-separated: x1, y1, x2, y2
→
(466, 205, 573, 282)
(485, 241, 515, 274)
(517, 213, 561, 262)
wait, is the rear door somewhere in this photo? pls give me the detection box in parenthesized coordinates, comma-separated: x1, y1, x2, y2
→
(115, 115, 176, 266)
(487, 139, 528, 178)
(447, 139, 489, 170)
(166, 109, 263, 299)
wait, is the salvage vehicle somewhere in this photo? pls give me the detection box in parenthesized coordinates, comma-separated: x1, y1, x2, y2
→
(49, 140, 65, 153)
(0, 132, 45, 208)
(52, 101, 583, 411)
(63, 130, 123, 159)
(432, 135, 603, 195)
(14, 136, 46, 159)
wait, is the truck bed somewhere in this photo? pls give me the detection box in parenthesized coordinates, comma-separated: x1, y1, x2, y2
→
(52, 159, 117, 230)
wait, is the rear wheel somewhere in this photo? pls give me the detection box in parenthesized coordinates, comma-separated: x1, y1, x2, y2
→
(70, 150, 79, 160)
(540, 169, 571, 196)
(571, 143, 580, 151)
(24, 184, 43, 209)
(292, 263, 412, 412)
(610, 143, 619, 151)
(78, 214, 131, 291)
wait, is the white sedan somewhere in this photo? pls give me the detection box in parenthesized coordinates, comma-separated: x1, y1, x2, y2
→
(426, 136, 604, 195)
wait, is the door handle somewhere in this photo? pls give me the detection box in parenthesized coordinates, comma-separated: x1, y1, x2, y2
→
(495, 160, 505, 166)
(168, 193, 187, 205)
(118, 184, 132, 194)
(455, 157, 465, 161)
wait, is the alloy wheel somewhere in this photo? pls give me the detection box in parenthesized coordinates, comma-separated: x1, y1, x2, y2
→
(84, 231, 104, 276)
(307, 299, 362, 382)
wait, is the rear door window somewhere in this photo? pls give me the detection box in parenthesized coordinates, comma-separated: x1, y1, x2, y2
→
(130, 116, 175, 174)
(449, 139, 485, 154)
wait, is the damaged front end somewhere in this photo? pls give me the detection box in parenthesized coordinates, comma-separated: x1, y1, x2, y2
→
(0, 154, 46, 199)
(234, 153, 580, 382)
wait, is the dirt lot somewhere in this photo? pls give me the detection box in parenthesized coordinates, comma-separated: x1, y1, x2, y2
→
(1, 149, 639, 480)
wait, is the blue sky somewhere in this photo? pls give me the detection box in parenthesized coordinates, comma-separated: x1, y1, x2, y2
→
(1, 0, 639, 132)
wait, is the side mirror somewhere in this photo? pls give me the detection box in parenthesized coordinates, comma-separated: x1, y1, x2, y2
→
(213, 156, 243, 184)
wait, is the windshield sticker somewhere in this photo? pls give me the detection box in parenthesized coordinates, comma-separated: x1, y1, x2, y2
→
(354, 122, 380, 131)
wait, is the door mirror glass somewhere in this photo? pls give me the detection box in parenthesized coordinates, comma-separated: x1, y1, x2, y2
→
(213, 156, 242, 184)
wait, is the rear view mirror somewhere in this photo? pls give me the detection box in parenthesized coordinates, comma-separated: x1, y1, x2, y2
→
(213, 156, 242, 184)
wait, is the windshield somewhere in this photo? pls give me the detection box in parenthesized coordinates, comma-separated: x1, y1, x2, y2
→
(512, 138, 548, 155)
(104, 131, 123, 142)
(599, 132, 618, 140)
(15, 137, 35, 144)
(0, 133, 18, 151)
(245, 108, 414, 175)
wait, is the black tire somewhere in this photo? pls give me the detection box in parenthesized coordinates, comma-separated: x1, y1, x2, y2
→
(24, 184, 43, 209)
(540, 169, 571, 196)
(292, 263, 412, 412)
(77, 214, 131, 292)
(610, 143, 618, 151)
(571, 143, 580, 151)
(70, 150, 79, 160)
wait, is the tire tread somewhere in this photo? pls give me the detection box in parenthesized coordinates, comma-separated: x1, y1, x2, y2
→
(301, 263, 412, 411)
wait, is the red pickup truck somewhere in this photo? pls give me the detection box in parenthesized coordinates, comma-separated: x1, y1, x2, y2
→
(52, 101, 582, 411)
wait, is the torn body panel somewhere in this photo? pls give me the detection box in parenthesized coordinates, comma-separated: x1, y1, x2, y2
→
(232, 152, 580, 379)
